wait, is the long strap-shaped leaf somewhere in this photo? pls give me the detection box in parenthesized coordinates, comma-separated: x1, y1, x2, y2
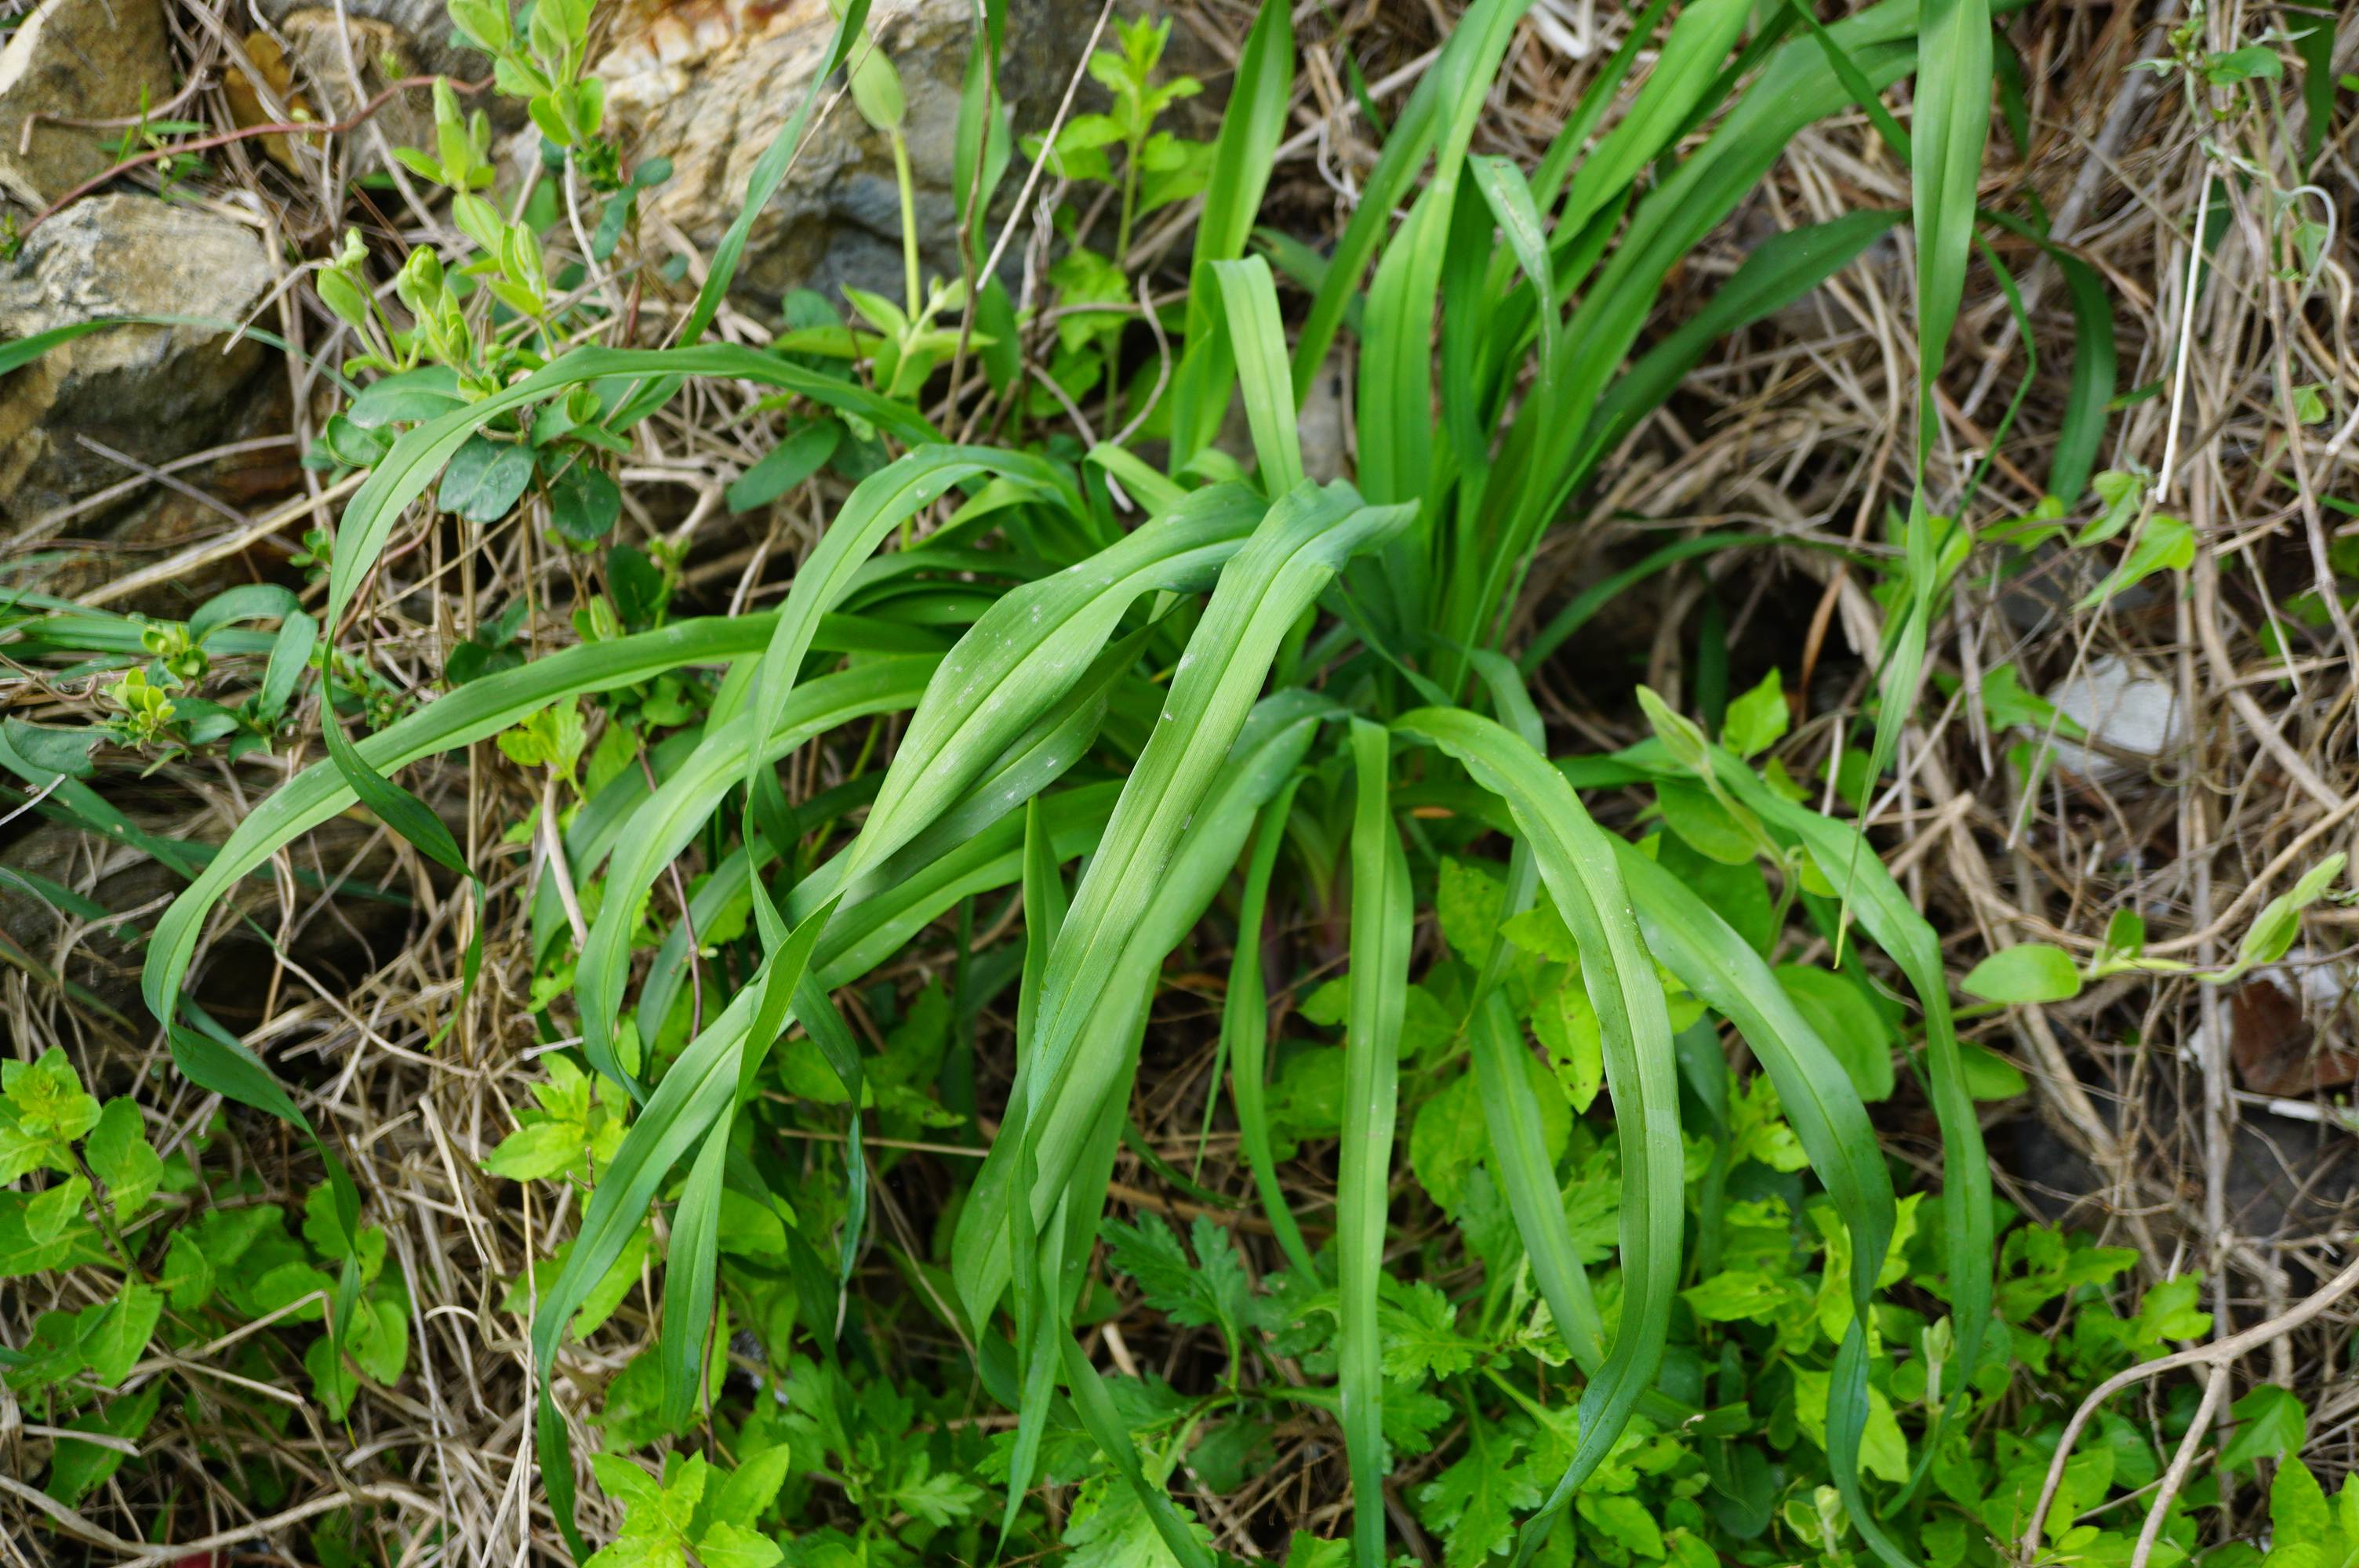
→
(1339, 718, 1412, 1568)
(575, 657, 937, 1092)
(142, 613, 785, 1042)
(534, 900, 832, 1555)
(954, 691, 1337, 1320)
(734, 446, 1075, 811)
(1014, 485, 1412, 1159)
(324, 345, 934, 639)
(641, 777, 1126, 1040)
(1456, 654, 1711, 1431)
(1612, 840, 1906, 1563)
(1285, 0, 1499, 401)
(1554, 0, 1754, 245)
(636, 623, 1147, 1034)
(838, 484, 1262, 887)
(967, 696, 1329, 1544)
(1469, 993, 1607, 1370)
(606, 0, 873, 426)
(1705, 746, 1994, 1442)
(1485, 0, 1939, 577)
(1390, 708, 1678, 1564)
(1206, 259, 1307, 495)
(714, 445, 1079, 1276)
(657, 1116, 732, 1429)
(1059, 1334, 1213, 1567)
(1168, 0, 1293, 470)
(1864, 0, 1992, 897)
(1224, 776, 1318, 1280)
(1000, 799, 1068, 1545)
(1354, 0, 1529, 514)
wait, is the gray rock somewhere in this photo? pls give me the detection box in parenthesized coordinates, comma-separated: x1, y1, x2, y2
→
(0, 0, 174, 209)
(594, 0, 1109, 309)
(0, 196, 278, 529)
(249, 0, 482, 87)
(274, 9, 437, 158)
(2036, 655, 2184, 785)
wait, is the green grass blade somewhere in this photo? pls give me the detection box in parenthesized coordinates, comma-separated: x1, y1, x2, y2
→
(637, 638, 1138, 1038)
(1354, 0, 1528, 508)
(1520, 534, 1789, 673)
(1338, 717, 1410, 1568)
(1588, 211, 1906, 472)
(1553, 0, 1753, 241)
(1170, 0, 1294, 469)
(1013, 485, 1410, 1152)
(1611, 839, 1906, 1563)
(734, 446, 1075, 810)
(1390, 709, 1678, 1561)
(1088, 441, 1187, 514)
(143, 613, 786, 1044)
(1058, 1334, 1213, 1567)
(1000, 797, 1067, 1544)
(1468, 157, 1560, 391)
(1910, 0, 1993, 458)
(1470, 991, 1606, 1370)
(534, 900, 831, 1543)
(326, 345, 934, 640)
(657, 1116, 731, 1428)
(2047, 247, 2116, 504)
(1706, 749, 1994, 1434)
(681, 0, 870, 319)
(574, 657, 937, 1093)
(1484, 0, 1943, 638)
(1223, 777, 1318, 1280)
(1525, 0, 1677, 211)
(953, 691, 1336, 1323)
(1287, 0, 1494, 401)
(841, 484, 1262, 887)
(1209, 258, 1306, 495)
(1863, 0, 1993, 851)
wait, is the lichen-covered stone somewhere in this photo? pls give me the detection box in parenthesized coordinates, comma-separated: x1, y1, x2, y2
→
(0, 197, 276, 528)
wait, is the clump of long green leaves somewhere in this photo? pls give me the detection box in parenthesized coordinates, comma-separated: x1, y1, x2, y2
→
(105, 0, 2030, 1559)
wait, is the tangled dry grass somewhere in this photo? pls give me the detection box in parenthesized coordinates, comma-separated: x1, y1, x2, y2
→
(3, 0, 2357, 1559)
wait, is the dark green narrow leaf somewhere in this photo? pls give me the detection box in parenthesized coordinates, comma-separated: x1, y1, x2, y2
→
(657, 1117, 731, 1428)
(2290, 3, 2334, 170)
(1224, 779, 1318, 1279)
(608, 0, 874, 425)
(1707, 750, 1994, 1454)
(1209, 258, 1306, 494)
(1470, 992, 1606, 1368)
(321, 717, 467, 876)
(1059, 1334, 1212, 1567)
(1612, 840, 1905, 1562)
(1000, 797, 1067, 1544)
(1590, 211, 1906, 470)
(1867, 0, 1993, 840)
(1338, 718, 1410, 1568)
(2049, 248, 2115, 504)
(1389, 709, 1678, 1563)
(1169, 0, 1294, 469)
(535, 901, 831, 1551)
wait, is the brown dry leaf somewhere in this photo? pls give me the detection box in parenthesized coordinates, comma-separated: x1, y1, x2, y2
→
(223, 32, 316, 173)
(2229, 976, 2359, 1098)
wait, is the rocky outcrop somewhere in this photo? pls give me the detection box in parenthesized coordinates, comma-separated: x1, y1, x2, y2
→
(249, 0, 482, 88)
(0, 0, 176, 209)
(594, 0, 1105, 307)
(0, 197, 278, 529)
(246, 0, 1206, 310)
